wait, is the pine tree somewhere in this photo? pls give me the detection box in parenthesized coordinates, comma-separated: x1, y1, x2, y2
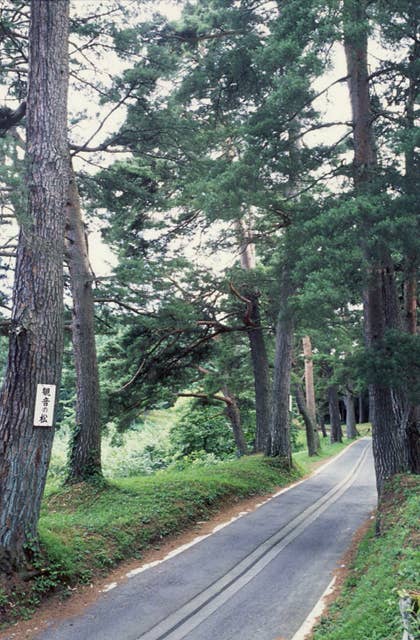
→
(64, 164, 103, 483)
(343, 0, 414, 493)
(0, 0, 69, 571)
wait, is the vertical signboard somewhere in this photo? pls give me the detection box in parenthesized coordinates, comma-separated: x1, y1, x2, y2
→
(33, 384, 56, 427)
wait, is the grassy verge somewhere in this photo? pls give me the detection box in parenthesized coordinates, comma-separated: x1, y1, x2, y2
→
(294, 438, 351, 472)
(311, 474, 420, 640)
(0, 439, 356, 627)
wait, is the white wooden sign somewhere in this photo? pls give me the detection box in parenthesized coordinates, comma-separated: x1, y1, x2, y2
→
(33, 384, 56, 427)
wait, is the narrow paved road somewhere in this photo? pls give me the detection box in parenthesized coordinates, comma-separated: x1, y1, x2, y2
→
(36, 439, 376, 640)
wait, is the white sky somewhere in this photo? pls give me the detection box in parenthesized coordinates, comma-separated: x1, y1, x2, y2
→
(1, 2, 385, 286)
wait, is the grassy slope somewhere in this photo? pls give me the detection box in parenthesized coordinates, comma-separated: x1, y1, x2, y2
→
(39, 456, 300, 582)
(312, 474, 420, 640)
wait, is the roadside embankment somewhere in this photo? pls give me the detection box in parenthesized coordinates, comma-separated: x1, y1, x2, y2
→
(310, 474, 420, 640)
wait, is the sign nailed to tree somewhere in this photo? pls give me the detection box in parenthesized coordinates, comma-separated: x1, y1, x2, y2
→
(33, 384, 56, 427)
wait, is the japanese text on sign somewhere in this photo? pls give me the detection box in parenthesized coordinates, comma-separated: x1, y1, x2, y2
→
(33, 384, 56, 427)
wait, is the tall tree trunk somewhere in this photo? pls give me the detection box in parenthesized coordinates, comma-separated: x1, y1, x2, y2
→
(267, 269, 293, 465)
(221, 385, 248, 456)
(403, 42, 420, 474)
(364, 263, 410, 485)
(65, 165, 102, 483)
(358, 391, 367, 423)
(318, 410, 327, 438)
(404, 261, 420, 473)
(328, 385, 342, 444)
(404, 262, 417, 336)
(405, 264, 420, 471)
(294, 383, 319, 456)
(247, 294, 271, 452)
(236, 220, 271, 452)
(0, 0, 69, 572)
(344, 0, 411, 494)
(344, 389, 357, 439)
(302, 335, 316, 424)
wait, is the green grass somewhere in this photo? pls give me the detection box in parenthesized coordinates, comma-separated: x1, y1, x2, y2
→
(39, 456, 301, 581)
(294, 438, 350, 471)
(46, 408, 177, 490)
(312, 474, 420, 640)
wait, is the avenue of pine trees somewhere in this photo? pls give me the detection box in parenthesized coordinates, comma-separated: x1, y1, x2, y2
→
(0, 0, 418, 572)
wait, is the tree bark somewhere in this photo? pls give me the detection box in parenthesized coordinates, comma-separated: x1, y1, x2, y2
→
(318, 410, 327, 438)
(294, 383, 319, 456)
(344, 0, 411, 494)
(267, 269, 293, 465)
(246, 293, 271, 452)
(344, 389, 358, 439)
(328, 384, 343, 444)
(403, 44, 420, 474)
(65, 165, 103, 483)
(404, 262, 417, 336)
(236, 219, 271, 452)
(0, 0, 69, 572)
(221, 385, 248, 456)
(358, 392, 365, 424)
(404, 261, 420, 473)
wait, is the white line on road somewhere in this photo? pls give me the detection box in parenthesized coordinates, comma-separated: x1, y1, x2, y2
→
(290, 577, 336, 640)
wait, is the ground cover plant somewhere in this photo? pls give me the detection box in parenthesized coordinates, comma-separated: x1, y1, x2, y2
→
(311, 474, 420, 640)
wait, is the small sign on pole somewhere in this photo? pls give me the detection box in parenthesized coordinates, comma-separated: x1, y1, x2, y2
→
(33, 384, 56, 427)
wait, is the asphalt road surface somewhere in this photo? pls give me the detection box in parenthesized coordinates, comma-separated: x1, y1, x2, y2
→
(36, 438, 376, 640)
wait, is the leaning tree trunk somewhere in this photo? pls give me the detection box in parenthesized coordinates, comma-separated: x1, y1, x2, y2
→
(222, 385, 248, 456)
(328, 385, 342, 444)
(344, 389, 358, 439)
(267, 269, 293, 465)
(294, 383, 319, 456)
(236, 219, 271, 452)
(0, 0, 69, 573)
(65, 165, 102, 483)
(344, 0, 411, 494)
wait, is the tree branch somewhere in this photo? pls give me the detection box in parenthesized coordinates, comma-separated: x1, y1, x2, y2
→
(70, 88, 135, 156)
(229, 281, 258, 327)
(0, 101, 26, 135)
(94, 297, 158, 317)
(177, 391, 233, 406)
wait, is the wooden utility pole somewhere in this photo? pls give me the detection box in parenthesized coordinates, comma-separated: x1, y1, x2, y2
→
(302, 336, 316, 424)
